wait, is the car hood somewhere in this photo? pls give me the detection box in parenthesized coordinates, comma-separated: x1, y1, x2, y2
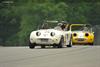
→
(30, 29, 64, 38)
(36, 29, 64, 35)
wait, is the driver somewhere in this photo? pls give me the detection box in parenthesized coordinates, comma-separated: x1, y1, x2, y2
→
(54, 23, 63, 30)
(41, 23, 49, 29)
(83, 26, 88, 31)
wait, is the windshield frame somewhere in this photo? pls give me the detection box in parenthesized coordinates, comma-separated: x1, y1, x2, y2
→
(70, 24, 92, 32)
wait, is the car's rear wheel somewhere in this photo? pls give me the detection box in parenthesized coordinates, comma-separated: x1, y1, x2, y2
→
(67, 37, 72, 47)
(58, 36, 64, 48)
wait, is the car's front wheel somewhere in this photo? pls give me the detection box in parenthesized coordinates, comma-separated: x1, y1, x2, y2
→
(29, 42, 35, 49)
(89, 43, 94, 45)
(41, 45, 45, 48)
(53, 45, 57, 48)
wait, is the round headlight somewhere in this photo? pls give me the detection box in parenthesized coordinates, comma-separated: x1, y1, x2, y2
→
(36, 32, 41, 36)
(85, 33, 89, 37)
(50, 32, 55, 36)
(73, 33, 77, 37)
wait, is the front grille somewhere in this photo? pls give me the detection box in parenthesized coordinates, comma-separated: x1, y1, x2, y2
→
(39, 38, 48, 42)
(76, 38, 85, 41)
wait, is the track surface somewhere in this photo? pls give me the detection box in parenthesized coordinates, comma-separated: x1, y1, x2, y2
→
(0, 46, 100, 67)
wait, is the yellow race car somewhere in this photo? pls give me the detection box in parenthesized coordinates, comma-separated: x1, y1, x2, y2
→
(69, 24, 94, 45)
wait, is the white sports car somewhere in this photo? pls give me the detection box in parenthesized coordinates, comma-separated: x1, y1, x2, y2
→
(29, 22, 72, 48)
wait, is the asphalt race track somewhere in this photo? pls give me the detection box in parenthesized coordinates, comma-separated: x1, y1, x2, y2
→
(0, 46, 100, 67)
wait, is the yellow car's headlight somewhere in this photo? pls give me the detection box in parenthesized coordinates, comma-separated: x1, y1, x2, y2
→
(73, 33, 77, 37)
(85, 33, 89, 37)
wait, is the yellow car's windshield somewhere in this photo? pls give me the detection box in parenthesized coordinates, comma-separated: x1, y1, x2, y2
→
(71, 25, 91, 32)
(71, 26, 84, 31)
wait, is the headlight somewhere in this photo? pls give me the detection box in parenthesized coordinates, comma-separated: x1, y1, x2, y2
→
(73, 33, 77, 37)
(36, 32, 41, 36)
(50, 32, 55, 36)
(85, 33, 89, 37)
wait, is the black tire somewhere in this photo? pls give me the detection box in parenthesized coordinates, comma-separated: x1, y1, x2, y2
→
(58, 36, 64, 48)
(67, 36, 72, 47)
(29, 43, 35, 49)
(29, 44, 35, 49)
(89, 43, 94, 45)
(53, 45, 57, 48)
(41, 45, 45, 48)
(67, 44, 72, 47)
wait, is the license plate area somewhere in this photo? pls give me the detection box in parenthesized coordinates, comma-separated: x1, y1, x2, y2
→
(40, 39, 48, 42)
(75, 38, 85, 41)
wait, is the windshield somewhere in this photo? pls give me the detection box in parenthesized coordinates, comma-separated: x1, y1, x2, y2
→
(71, 25, 91, 31)
(38, 21, 67, 31)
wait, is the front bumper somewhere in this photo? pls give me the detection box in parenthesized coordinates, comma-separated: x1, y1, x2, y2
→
(72, 38, 94, 44)
(30, 38, 60, 45)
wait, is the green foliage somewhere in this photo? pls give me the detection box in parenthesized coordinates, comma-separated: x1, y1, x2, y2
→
(0, 0, 100, 46)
